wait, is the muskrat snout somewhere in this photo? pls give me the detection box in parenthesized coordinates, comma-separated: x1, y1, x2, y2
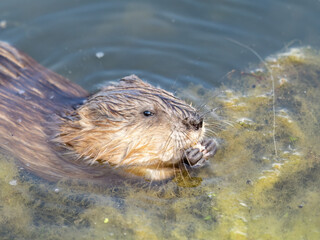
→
(183, 115, 203, 131)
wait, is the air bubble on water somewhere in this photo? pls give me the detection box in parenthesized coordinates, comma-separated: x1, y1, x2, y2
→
(9, 179, 17, 186)
(96, 52, 104, 59)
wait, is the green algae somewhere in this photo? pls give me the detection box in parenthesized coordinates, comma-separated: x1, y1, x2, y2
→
(1, 47, 320, 239)
(178, 46, 320, 239)
(0, 154, 32, 239)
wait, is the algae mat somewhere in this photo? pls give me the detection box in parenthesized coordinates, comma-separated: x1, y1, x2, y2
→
(1, 47, 320, 239)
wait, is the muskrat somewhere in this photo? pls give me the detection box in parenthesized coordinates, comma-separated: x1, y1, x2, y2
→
(0, 41, 216, 182)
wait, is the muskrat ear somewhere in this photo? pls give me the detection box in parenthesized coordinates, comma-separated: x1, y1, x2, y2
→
(120, 74, 152, 88)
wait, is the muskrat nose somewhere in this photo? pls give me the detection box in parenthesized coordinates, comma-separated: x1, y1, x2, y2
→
(194, 117, 203, 130)
(183, 116, 203, 131)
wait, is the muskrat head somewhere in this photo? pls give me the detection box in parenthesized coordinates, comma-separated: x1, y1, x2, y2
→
(59, 75, 208, 180)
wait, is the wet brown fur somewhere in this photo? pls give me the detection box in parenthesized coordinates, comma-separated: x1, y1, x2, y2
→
(0, 41, 205, 181)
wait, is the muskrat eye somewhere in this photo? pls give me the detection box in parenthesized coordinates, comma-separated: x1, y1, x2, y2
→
(143, 110, 154, 117)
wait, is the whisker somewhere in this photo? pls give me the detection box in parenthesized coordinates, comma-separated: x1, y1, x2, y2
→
(195, 101, 210, 114)
(184, 153, 192, 166)
(205, 128, 218, 136)
(182, 161, 191, 179)
(226, 37, 278, 157)
(199, 107, 220, 119)
(172, 133, 188, 184)
(148, 167, 155, 191)
(172, 161, 177, 180)
(180, 130, 192, 143)
(161, 130, 174, 161)
(205, 121, 234, 129)
(177, 162, 187, 186)
(182, 150, 193, 179)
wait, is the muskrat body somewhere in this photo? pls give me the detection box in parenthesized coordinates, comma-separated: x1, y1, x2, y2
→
(0, 41, 216, 182)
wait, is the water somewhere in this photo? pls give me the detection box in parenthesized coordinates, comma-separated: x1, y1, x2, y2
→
(1, 0, 320, 91)
(1, 0, 320, 239)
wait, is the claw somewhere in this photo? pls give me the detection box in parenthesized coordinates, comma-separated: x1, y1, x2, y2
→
(202, 138, 217, 158)
(183, 138, 218, 168)
(184, 147, 204, 166)
(191, 157, 206, 168)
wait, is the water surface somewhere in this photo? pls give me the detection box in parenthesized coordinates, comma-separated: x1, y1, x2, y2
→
(1, 0, 320, 239)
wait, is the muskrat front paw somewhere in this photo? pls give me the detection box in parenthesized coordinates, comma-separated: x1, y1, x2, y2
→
(184, 148, 205, 168)
(201, 138, 217, 158)
(184, 138, 217, 168)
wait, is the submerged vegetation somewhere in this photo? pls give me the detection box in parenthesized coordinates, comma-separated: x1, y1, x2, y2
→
(1, 47, 320, 239)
